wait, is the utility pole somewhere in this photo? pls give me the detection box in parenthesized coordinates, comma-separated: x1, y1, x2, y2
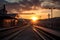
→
(51, 8, 53, 18)
(50, 7, 54, 28)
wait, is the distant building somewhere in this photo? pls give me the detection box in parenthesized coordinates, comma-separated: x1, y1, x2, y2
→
(0, 4, 18, 28)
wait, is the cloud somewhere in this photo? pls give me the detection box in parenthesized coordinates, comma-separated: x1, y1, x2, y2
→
(40, 0, 60, 9)
(41, 1, 55, 8)
(5, 0, 23, 3)
(5, 0, 60, 10)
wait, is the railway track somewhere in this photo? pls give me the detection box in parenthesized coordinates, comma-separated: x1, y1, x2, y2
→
(0, 24, 60, 40)
(33, 25, 60, 40)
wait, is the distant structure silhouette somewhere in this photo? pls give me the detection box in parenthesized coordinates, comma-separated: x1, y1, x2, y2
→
(0, 4, 7, 27)
(48, 13, 50, 19)
(0, 4, 7, 15)
(0, 4, 18, 28)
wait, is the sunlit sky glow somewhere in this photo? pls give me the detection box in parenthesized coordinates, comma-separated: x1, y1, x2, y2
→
(0, 0, 60, 19)
(19, 8, 60, 19)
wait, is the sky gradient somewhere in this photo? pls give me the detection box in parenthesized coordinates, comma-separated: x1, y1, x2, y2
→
(0, 0, 60, 19)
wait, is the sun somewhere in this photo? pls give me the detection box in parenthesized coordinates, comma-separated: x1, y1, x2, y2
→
(30, 16, 39, 24)
(31, 16, 38, 21)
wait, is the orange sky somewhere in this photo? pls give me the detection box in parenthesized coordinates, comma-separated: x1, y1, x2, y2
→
(20, 8, 60, 19)
(8, 8, 60, 19)
(19, 8, 49, 19)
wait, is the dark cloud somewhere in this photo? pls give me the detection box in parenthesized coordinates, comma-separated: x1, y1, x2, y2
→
(52, 0, 60, 2)
(40, 0, 60, 9)
(0, 0, 60, 11)
(6, 0, 41, 12)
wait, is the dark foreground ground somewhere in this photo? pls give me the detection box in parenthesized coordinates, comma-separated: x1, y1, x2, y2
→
(0, 17, 60, 40)
(0, 24, 60, 40)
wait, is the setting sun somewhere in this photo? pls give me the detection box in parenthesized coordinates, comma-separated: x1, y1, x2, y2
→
(31, 16, 38, 21)
(30, 16, 39, 24)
